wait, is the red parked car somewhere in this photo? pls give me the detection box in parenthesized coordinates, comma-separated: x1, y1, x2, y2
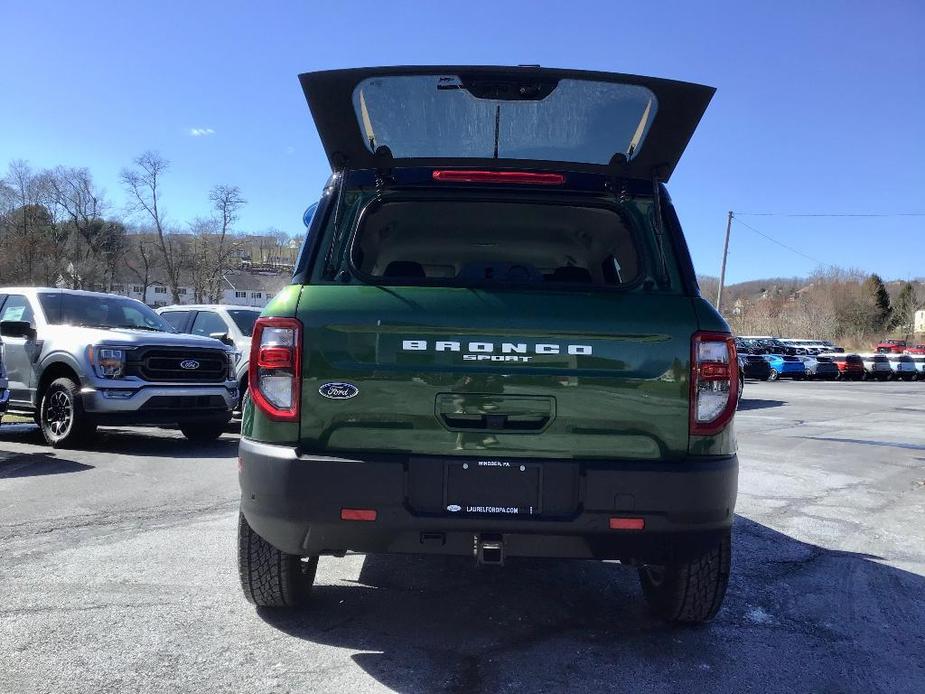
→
(823, 353, 865, 380)
(905, 343, 925, 355)
(876, 339, 907, 354)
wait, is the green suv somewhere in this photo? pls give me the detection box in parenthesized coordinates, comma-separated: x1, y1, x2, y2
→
(237, 66, 738, 623)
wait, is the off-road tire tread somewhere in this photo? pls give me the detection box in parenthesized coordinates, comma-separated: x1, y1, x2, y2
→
(40, 377, 96, 449)
(639, 530, 731, 624)
(237, 513, 317, 607)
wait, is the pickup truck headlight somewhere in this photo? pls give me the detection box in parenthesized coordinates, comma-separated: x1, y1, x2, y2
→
(88, 346, 126, 379)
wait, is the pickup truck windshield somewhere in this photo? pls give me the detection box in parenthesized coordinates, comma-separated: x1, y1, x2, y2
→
(38, 293, 174, 332)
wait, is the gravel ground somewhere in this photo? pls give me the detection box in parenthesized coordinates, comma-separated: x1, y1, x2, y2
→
(1, 379, 923, 693)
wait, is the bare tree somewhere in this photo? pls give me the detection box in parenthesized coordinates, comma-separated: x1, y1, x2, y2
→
(124, 233, 162, 302)
(45, 166, 111, 288)
(2, 160, 48, 283)
(121, 152, 181, 302)
(188, 217, 218, 303)
(207, 185, 245, 301)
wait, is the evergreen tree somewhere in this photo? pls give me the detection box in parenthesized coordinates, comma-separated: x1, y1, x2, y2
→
(863, 273, 892, 332)
(891, 281, 917, 335)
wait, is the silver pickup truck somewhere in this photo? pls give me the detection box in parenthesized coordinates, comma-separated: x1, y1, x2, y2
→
(0, 288, 238, 448)
(0, 338, 9, 424)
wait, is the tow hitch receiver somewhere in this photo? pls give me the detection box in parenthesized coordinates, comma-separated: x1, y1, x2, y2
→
(475, 533, 505, 565)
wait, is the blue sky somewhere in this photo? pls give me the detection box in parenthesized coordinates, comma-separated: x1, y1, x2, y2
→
(1, 1, 922, 284)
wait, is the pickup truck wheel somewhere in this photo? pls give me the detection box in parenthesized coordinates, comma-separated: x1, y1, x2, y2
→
(238, 512, 317, 607)
(639, 530, 731, 624)
(180, 422, 227, 441)
(40, 377, 96, 448)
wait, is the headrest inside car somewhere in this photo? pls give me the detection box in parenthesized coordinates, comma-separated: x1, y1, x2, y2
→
(383, 261, 426, 278)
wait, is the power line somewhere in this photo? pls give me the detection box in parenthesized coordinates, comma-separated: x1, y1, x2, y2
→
(734, 212, 925, 218)
(732, 217, 824, 265)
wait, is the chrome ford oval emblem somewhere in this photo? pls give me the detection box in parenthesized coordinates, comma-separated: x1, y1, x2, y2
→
(446, 504, 462, 513)
(180, 359, 200, 370)
(319, 382, 358, 400)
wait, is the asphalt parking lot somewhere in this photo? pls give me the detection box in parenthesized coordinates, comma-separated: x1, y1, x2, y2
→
(1, 380, 923, 694)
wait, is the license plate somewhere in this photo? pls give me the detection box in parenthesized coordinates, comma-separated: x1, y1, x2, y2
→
(444, 461, 541, 516)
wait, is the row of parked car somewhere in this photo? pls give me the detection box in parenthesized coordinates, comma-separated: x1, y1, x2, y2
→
(735, 336, 925, 383)
(875, 339, 925, 355)
(0, 287, 260, 447)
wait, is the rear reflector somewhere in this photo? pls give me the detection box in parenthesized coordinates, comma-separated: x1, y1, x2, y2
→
(340, 508, 377, 522)
(257, 346, 293, 368)
(609, 517, 645, 530)
(432, 170, 565, 185)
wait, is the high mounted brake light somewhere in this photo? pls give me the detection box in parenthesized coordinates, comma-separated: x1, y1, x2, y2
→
(431, 170, 565, 185)
(690, 331, 738, 436)
(249, 317, 302, 421)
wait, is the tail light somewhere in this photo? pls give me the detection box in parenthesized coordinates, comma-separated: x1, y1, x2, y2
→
(690, 331, 738, 435)
(249, 317, 301, 421)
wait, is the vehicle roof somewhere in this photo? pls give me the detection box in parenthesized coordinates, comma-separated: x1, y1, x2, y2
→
(156, 304, 262, 312)
(0, 287, 147, 303)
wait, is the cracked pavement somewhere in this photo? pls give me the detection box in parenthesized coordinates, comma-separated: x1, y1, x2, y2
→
(1, 380, 924, 693)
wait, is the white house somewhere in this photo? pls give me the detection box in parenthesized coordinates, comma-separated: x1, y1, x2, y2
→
(915, 309, 925, 334)
(109, 271, 289, 309)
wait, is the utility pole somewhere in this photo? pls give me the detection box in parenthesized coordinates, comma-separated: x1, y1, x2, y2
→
(716, 211, 733, 312)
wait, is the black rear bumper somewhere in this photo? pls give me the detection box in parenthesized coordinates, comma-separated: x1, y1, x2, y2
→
(238, 439, 738, 563)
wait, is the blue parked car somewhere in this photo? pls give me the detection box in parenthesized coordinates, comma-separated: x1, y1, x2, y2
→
(763, 354, 806, 381)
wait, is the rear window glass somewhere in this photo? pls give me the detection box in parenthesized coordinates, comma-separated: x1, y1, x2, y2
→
(350, 200, 640, 289)
(160, 311, 190, 331)
(353, 76, 657, 164)
(228, 310, 260, 337)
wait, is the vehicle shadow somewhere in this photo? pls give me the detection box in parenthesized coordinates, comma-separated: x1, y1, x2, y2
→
(0, 450, 94, 478)
(0, 423, 239, 459)
(257, 515, 924, 693)
(737, 398, 787, 411)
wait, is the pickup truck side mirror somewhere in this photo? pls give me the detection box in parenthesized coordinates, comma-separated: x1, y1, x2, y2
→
(0, 320, 35, 340)
(209, 331, 235, 347)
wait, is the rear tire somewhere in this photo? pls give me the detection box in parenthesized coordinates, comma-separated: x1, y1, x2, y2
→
(639, 530, 731, 624)
(768, 368, 779, 382)
(39, 377, 97, 448)
(238, 513, 318, 607)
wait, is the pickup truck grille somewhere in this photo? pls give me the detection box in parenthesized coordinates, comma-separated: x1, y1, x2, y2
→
(126, 348, 228, 383)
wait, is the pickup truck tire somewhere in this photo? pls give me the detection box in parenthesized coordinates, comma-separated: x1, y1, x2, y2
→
(238, 512, 318, 607)
(638, 530, 731, 624)
(180, 422, 226, 441)
(39, 377, 96, 448)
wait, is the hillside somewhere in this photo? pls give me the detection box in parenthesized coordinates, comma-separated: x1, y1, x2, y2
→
(694, 272, 924, 348)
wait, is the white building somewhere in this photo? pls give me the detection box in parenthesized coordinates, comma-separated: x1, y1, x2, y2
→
(915, 309, 925, 334)
(109, 271, 289, 309)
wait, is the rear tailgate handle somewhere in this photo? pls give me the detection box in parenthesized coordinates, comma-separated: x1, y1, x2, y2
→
(440, 413, 550, 432)
(435, 393, 556, 433)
